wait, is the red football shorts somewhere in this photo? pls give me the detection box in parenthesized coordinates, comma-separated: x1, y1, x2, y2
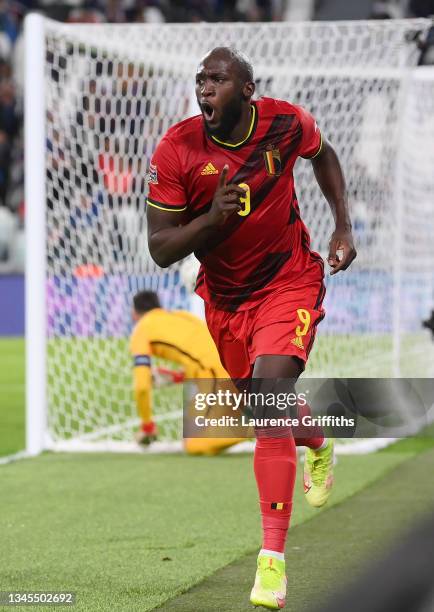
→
(205, 278, 325, 379)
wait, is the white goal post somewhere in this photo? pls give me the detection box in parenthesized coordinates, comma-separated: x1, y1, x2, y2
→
(25, 15, 434, 455)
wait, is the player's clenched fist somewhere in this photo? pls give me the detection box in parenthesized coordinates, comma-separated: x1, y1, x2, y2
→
(205, 165, 247, 226)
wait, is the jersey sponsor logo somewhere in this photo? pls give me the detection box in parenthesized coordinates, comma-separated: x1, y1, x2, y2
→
(134, 354, 151, 367)
(148, 162, 158, 184)
(290, 336, 304, 350)
(263, 145, 282, 176)
(201, 162, 219, 175)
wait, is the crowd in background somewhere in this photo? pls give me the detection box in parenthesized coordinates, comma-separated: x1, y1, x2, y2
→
(0, 0, 433, 272)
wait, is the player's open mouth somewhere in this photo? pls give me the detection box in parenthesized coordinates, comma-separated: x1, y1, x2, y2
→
(201, 102, 215, 123)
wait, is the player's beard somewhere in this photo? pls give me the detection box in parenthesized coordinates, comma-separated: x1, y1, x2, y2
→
(204, 94, 243, 140)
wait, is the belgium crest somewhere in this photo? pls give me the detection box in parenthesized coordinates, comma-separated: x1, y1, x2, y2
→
(263, 145, 282, 176)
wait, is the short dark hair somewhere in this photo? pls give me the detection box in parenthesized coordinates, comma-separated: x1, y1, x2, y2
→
(207, 46, 254, 83)
(133, 291, 160, 314)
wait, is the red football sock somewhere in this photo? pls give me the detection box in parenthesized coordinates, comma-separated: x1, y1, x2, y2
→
(294, 402, 324, 450)
(254, 428, 296, 553)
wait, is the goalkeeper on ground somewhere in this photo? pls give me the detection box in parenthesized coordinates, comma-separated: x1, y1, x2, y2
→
(130, 290, 244, 454)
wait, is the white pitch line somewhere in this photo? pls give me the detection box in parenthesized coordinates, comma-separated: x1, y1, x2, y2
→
(0, 450, 30, 465)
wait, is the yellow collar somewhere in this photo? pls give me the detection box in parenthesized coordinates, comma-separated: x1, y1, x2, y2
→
(210, 105, 256, 148)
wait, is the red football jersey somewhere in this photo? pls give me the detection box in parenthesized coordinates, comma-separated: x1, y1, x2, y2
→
(147, 96, 324, 312)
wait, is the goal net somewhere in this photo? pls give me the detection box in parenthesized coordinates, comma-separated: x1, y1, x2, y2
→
(25, 16, 434, 454)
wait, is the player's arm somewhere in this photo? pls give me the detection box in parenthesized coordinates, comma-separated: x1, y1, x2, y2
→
(147, 158, 245, 268)
(311, 138, 357, 275)
(132, 354, 153, 426)
(130, 324, 154, 429)
(148, 205, 213, 269)
(297, 105, 356, 275)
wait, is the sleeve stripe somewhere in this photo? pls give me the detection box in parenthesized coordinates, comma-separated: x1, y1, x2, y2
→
(133, 355, 151, 367)
(302, 133, 323, 160)
(146, 198, 187, 212)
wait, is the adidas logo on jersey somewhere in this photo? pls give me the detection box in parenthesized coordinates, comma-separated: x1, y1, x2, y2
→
(291, 337, 304, 350)
(201, 162, 219, 175)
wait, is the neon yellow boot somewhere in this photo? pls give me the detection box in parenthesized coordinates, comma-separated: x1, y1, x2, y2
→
(250, 554, 286, 610)
(304, 438, 334, 507)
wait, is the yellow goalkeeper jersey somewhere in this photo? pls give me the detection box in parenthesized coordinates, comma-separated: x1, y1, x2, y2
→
(129, 308, 228, 427)
(130, 308, 227, 379)
(130, 308, 245, 455)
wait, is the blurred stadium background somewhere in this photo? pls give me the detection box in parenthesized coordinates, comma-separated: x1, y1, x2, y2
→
(0, 1, 433, 280)
(1, 1, 434, 611)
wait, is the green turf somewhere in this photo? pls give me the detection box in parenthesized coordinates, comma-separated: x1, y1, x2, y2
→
(2, 337, 434, 611)
(159, 446, 434, 612)
(0, 443, 425, 612)
(0, 338, 25, 456)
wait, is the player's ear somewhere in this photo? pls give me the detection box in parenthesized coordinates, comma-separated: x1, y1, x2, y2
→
(243, 81, 255, 100)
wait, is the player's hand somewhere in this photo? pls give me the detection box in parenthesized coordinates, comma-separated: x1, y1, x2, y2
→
(206, 165, 247, 226)
(328, 226, 357, 274)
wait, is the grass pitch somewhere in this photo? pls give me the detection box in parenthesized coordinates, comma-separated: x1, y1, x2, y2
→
(160, 446, 434, 612)
(1, 338, 434, 611)
(0, 338, 25, 456)
(2, 447, 429, 612)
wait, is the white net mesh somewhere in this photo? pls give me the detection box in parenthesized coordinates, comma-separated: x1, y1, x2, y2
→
(39, 18, 434, 450)
(394, 69, 434, 377)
